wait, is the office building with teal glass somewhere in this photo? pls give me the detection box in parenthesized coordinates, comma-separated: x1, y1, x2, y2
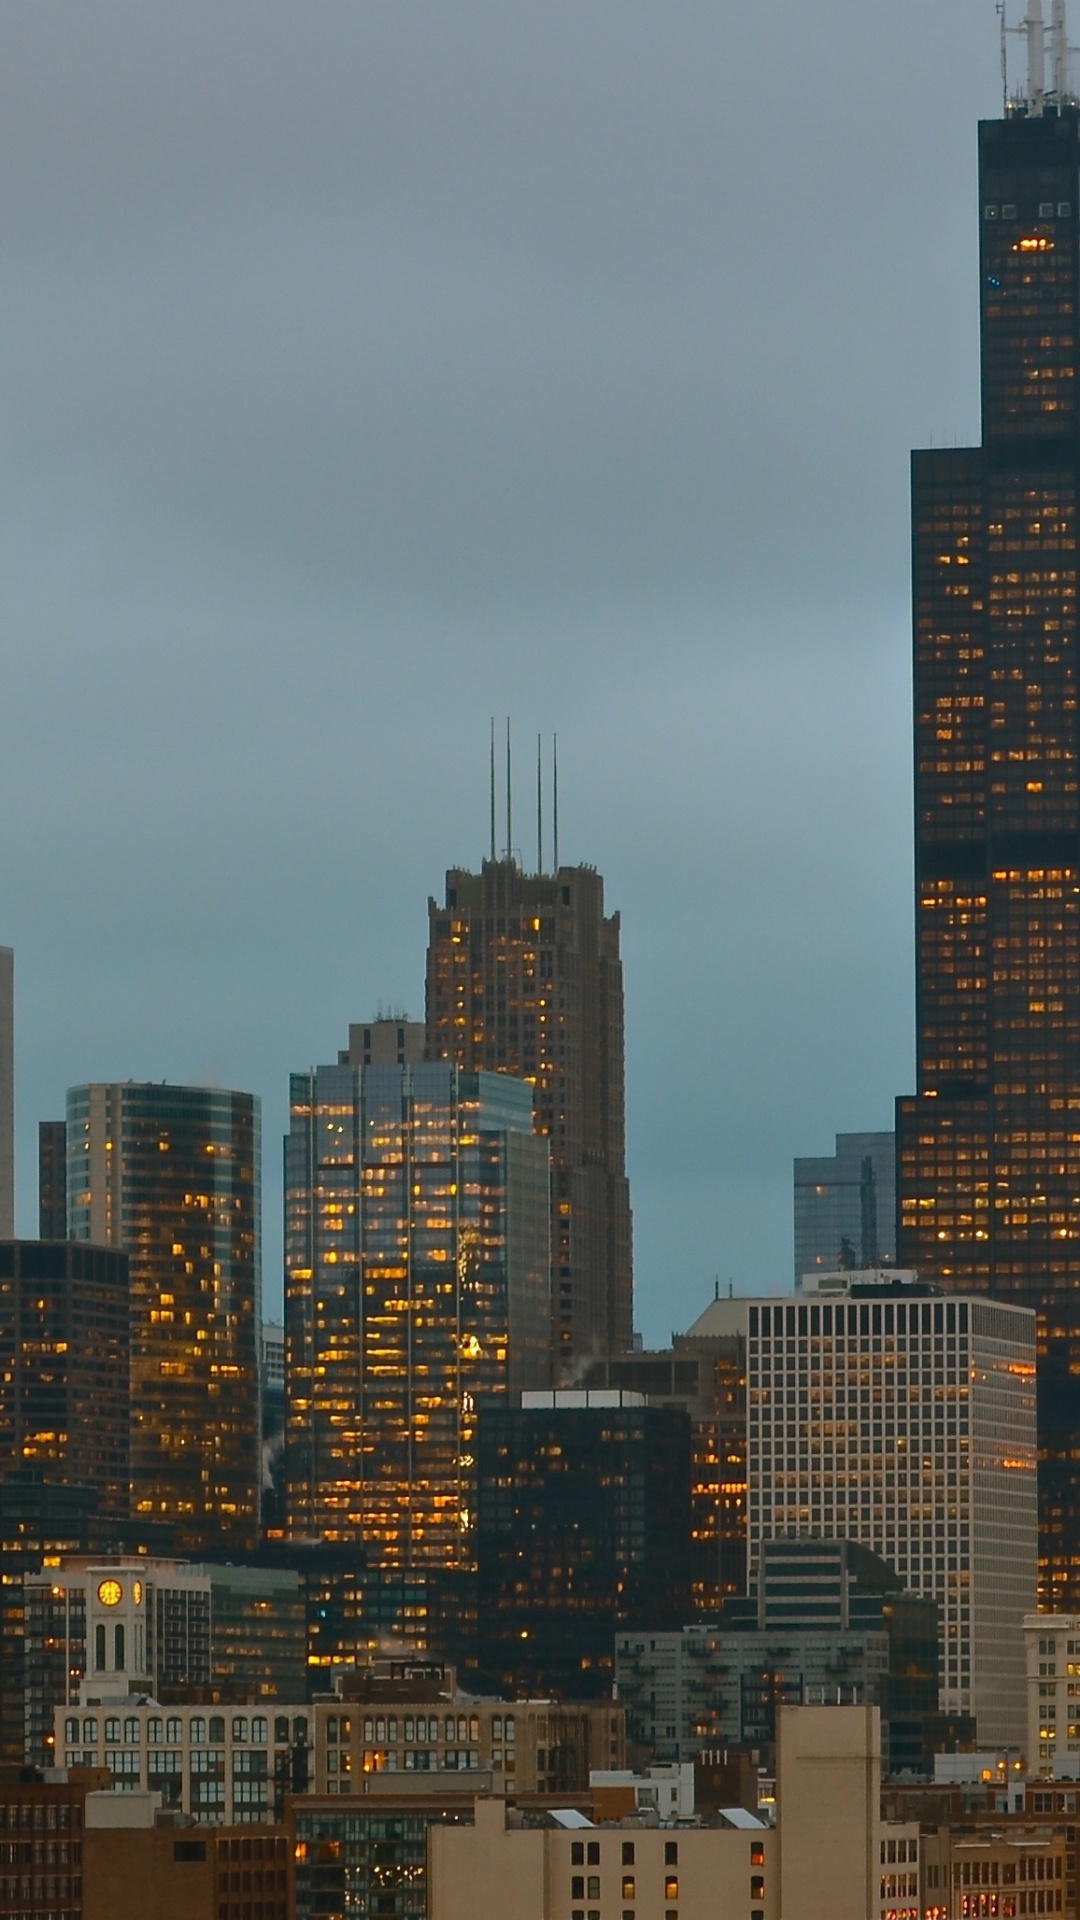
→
(285, 1049, 551, 1566)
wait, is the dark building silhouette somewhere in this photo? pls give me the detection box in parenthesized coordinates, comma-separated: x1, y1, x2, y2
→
(896, 93, 1080, 1605)
(583, 1304, 747, 1612)
(0, 1240, 129, 1515)
(38, 1121, 67, 1240)
(475, 1391, 691, 1700)
(426, 856, 632, 1381)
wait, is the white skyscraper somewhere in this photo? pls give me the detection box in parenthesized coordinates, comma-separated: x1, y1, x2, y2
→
(0, 947, 12, 1237)
(745, 1275, 1037, 1750)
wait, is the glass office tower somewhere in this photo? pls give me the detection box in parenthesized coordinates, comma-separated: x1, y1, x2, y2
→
(896, 91, 1080, 1603)
(66, 1082, 261, 1554)
(0, 1240, 130, 1515)
(285, 1057, 551, 1564)
(426, 856, 632, 1381)
(794, 1131, 896, 1283)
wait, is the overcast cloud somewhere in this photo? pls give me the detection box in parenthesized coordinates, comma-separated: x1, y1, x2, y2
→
(0, 1, 1004, 1339)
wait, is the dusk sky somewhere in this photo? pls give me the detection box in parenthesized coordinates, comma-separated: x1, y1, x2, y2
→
(0, 1, 1006, 1342)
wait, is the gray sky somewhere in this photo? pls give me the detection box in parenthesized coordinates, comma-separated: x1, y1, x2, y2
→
(0, 1, 1003, 1342)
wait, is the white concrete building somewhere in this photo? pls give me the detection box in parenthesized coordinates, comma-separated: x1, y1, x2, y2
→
(735, 1276, 1037, 1749)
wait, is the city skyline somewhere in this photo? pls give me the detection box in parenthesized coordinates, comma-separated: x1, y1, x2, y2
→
(0, 2, 996, 1344)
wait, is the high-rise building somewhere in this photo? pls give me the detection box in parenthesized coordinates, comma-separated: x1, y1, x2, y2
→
(285, 1054, 551, 1563)
(746, 1274, 1037, 1750)
(38, 1120, 67, 1239)
(0, 1240, 130, 1516)
(475, 1389, 692, 1700)
(0, 947, 12, 1239)
(66, 1082, 261, 1555)
(583, 1306, 748, 1611)
(894, 61, 1080, 1606)
(794, 1131, 896, 1283)
(426, 856, 631, 1379)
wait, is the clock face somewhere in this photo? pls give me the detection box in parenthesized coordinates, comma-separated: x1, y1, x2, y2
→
(132, 1581, 143, 1606)
(97, 1579, 123, 1608)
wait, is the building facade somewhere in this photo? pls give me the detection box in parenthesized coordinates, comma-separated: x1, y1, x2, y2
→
(82, 1815, 288, 1920)
(794, 1130, 896, 1283)
(285, 1055, 550, 1563)
(428, 1706, 882, 1920)
(66, 1082, 261, 1554)
(616, 1539, 939, 1774)
(37, 1122, 67, 1241)
(475, 1390, 692, 1699)
(54, 1698, 312, 1824)
(24, 1559, 305, 1768)
(306, 1693, 623, 1796)
(1024, 1611, 1080, 1774)
(583, 1302, 748, 1612)
(747, 1280, 1038, 1749)
(895, 93, 1080, 1610)
(426, 856, 632, 1380)
(0, 1241, 130, 1516)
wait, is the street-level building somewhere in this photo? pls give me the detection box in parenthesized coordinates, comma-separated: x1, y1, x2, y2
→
(307, 1692, 623, 1796)
(53, 1696, 312, 1824)
(428, 1704, 881, 1920)
(25, 1559, 304, 1768)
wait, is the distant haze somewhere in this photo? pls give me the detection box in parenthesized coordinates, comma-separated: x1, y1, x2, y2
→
(0, 1, 1001, 1340)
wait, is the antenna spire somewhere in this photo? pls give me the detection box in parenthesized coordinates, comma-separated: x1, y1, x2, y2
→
(1052, 0, 1068, 103)
(552, 734, 559, 873)
(536, 735, 543, 875)
(505, 718, 512, 863)
(489, 718, 496, 862)
(1028, 0, 1046, 113)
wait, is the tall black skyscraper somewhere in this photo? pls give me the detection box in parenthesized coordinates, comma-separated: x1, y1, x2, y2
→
(897, 29, 1080, 1603)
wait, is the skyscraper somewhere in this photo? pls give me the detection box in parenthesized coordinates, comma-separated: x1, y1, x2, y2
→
(747, 1276, 1037, 1751)
(0, 1240, 130, 1515)
(66, 1082, 261, 1554)
(794, 1131, 896, 1283)
(895, 45, 1080, 1602)
(285, 1051, 551, 1562)
(426, 855, 631, 1380)
(0, 947, 12, 1238)
(475, 1389, 692, 1700)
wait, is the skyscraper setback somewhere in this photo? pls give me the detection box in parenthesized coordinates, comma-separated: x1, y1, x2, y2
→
(426, 855, 632, 1379)
(896, 52, 1080, 1601)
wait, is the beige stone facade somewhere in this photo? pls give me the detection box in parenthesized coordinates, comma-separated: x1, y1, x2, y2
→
(309, 1695, 623, 1796)
(430, 1704, 879, 1920)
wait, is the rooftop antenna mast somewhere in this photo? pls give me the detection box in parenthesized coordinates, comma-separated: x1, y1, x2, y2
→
(1051, 0, 1068, 103)
(505, 718, 513, 863)
(489, 718, 496, 862)
(536, 734, 543, 875)
(552, 734, 559, 873)
(1028, 0, 1046, 113)
(999, 0, 1009, 110)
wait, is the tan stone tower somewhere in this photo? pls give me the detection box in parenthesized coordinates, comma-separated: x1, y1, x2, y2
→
(426, 855, 632, 1380)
